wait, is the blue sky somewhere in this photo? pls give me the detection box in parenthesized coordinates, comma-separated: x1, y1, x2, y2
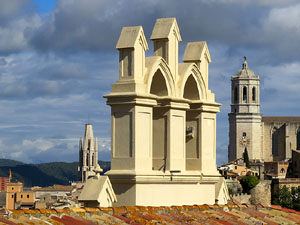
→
(33, 0, 56, 13)
(0, 0, 300, 165)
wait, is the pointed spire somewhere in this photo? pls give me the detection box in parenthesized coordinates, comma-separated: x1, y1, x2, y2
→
(79, 138, 83, 151)
(242, 56, 248, 69)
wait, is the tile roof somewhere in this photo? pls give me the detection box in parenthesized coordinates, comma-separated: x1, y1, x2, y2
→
(0, 203, 299, 224)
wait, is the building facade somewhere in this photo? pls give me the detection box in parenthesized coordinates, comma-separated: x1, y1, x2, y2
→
(6, 182, 34, 210)
(78, 124, 99, 182)
(104, 17, 229, 206)
(0, 177, 9, 192)
(228, 59, 300, 162)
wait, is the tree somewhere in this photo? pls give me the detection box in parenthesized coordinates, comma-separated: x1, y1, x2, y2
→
(243, 147, 250, 168)
(240, 175, 259, 194)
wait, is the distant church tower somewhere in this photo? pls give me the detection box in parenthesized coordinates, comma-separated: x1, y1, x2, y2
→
(78, 124, 99, 182)
(228, 57, 262, 162)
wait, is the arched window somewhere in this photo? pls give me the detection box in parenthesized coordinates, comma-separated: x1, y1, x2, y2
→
(297, 129, 300, 150)
(252, 87, 256, 101)
(234, 87, 238, 103)
(272, 128, 278, 156)
(280, 168, 285, 173)
(243, 86, 247, 103)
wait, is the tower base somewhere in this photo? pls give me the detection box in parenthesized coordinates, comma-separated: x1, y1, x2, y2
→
(106, 170, 229, 206)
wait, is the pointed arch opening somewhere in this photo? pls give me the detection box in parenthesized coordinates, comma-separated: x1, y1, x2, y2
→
(243, 86, 247, 103)
(183, 75, 200, 100)
(150, 69, 169, 96)
(252, 87, 256, 102)
(297, 128, 300, 150)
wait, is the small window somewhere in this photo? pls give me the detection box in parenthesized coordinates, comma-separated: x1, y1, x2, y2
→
(27, 194, 29, 198)
(243, 132, 246, 137)
(12, 187, 14, 190)
(21, 194, 23, 198)
(235, 166, 237, 169)
(280, 168, 285, 173)
(252, 87, 256, 101)
(234, 87, 238, 103)
(11, 194, 14, 198)
(243, 86, 247, 103)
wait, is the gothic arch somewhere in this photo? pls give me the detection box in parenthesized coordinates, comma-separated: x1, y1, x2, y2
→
(178, 63, 206, 100)
(150, 69, 169, 96)
(145, 56, 175, 97)
(272, 127, 279, 156)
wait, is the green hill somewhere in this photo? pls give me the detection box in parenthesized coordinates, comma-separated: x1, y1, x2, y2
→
(0, 159, 110, 187)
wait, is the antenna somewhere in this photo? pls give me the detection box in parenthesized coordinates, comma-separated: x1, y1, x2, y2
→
(88, 114, 90, 124)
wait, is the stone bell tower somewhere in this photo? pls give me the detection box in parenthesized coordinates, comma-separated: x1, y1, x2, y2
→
(228, 57, 262, 162)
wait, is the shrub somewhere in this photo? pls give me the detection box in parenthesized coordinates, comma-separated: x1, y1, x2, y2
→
(240, 175, 259, 193)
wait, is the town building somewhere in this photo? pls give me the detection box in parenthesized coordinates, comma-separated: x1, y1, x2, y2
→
(6, 182, 34, 210)
(78, 124, 99, 182)
(104, 17, 229, 206)
(228, 58, 300, 163)
(264, 161, 289, 179)
(0, 177, 9, 192)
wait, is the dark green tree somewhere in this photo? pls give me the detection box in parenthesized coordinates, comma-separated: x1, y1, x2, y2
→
(243, 147, 250, 168)
(240, 175, 259, 194)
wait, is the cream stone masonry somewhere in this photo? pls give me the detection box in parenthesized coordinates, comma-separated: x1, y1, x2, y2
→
(78, 124, 99, 182)
(104, 17, 229, 206)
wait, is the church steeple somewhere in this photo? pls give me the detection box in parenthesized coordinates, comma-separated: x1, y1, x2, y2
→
(78, 124, 99, 182)
(228, 57, 262, 162)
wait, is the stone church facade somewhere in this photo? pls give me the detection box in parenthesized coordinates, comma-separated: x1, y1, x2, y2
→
(228, 58, 300, 162)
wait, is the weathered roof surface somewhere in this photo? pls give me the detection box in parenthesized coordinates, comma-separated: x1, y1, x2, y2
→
(32, 185, 74, 192)
(116, 26, 148, 50)
(150, 17, 182, 41)
(183, 41, 211, 63)
(262, 116, 300, 122)
(1, 204, 300, 224)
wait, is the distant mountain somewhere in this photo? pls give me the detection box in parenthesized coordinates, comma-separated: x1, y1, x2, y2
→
(0, 159, 110, 187)
(0, 159, 24, 167)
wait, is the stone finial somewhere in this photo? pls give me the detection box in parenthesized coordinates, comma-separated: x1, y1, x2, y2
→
(94, 164, 103, 178)
(242, 56, 248, 69)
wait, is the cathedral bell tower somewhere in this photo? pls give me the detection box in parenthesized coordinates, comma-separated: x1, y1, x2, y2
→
(228, 57, 262, 162)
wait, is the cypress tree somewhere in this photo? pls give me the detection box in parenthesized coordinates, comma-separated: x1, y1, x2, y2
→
(243, 147, 250, 168)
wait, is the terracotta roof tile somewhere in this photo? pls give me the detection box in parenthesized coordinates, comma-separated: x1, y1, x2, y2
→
(112, 206, 127, 215)
(69, 207, 86, 214)
(2, 204, 300, 224)
(39, 209, 56, 214)
(83, 207, 100, 213)
(0, 217, 18, 225)
(54, 209, 70, 214)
